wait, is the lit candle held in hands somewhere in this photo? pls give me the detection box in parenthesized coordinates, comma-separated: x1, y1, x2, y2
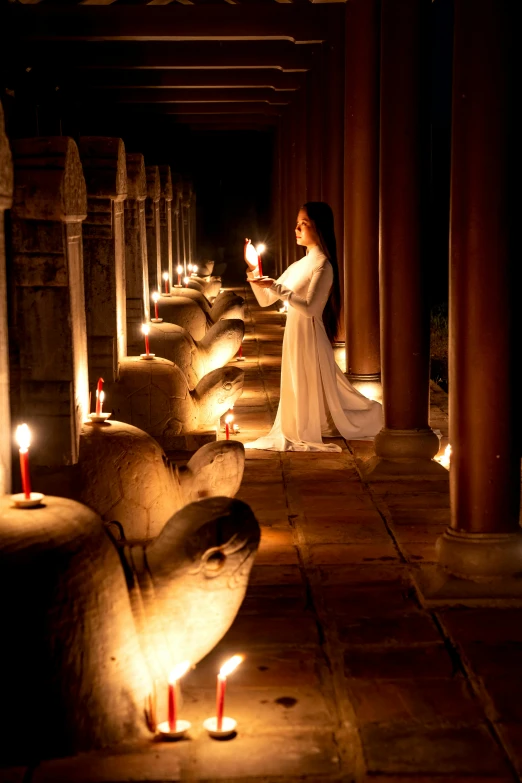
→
(256, 243, 266, 277)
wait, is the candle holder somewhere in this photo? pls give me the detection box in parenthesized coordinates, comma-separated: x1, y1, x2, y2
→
(87, 412, 112, 424)
(140, 353, 156, 361)
(156, 719, 191, 740)
(150, 318, 163, 323)
(11, 492, 45, 508)
(203, 716, 237, 739)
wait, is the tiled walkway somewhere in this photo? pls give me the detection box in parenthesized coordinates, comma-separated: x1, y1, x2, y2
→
(6, 286, 522, 783)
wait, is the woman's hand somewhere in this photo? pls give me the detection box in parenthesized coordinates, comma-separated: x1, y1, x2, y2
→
(251, 277, 275, 288)
(244, 238, 259, 271)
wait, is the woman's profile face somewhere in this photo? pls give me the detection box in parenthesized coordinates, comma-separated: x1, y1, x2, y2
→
(295, 209, 320, 249)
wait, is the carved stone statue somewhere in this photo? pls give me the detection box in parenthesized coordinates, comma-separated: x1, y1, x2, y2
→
(141, 318, 244, 389)
(111, 357, 243, 448)
(0, 493, 259, 761)
(78, 420, 245, 540)
(158, 289, 245, 340)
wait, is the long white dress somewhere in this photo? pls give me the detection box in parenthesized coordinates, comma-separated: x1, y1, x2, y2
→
(245, 246, 383, 453)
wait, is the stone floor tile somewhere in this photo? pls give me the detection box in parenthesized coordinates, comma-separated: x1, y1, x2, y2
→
(32, 746, 181, 782)
(322, 585, 420, 617)
(384, 493, 450, 510)
(248, 565, 304, 585)
(220, 613, 319, 648)
(337, 612, 441, 646)
(189, 730, 342, 780)
(439, 608, 522, 643)
(360, 724, 511, 776)
(319, 563, 411, 587)
(348, 678, 482, 726)
(399, 541, 438, 563)
(308, 543, 399, 565)
(390, 508, 451, 524)
(391, 521, 447, 542)
(456, 642, 522, 677)
(496, 723, 522, 778)
(255, 546, 300, 566)
(479, 677, 522, 722)
(344, 644, 456, 679)
(299, 517, 391, 545)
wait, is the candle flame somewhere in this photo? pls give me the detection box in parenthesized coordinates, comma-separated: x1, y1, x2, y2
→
(15, 423, 31, 453)
(163, 272, 170, 282)
(183, 276, 189, 285)
(192, 265, 198, 274)
(99, 391, 105, 404)
(225, 413, 234, 424)
(176, 265, 183, 274)
(142, 324, 150, 336)
(168, 660, 191, 684)
(187, 263, 193, 272)
(256, 243, 266, 254)
(219, 655, 243, 678)
(152, 292, 160, 303)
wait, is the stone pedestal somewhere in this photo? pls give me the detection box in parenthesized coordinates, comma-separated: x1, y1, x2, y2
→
(159, 165, 173, 282)
(146, 164, 161, 293)
(0, 101, 13, 493)
(10, 137, 89, 466)
(369, 0, 441, 478)
(125, 153, 149, 343)
(344, 0, 381, 387)
(79, 137, 127, 383)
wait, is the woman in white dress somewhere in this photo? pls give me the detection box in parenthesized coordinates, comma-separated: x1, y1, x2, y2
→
(244, 201, 383, 453)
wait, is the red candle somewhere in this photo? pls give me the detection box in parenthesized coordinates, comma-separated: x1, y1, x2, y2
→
(177, 265, 183, 286)
(163, 273, 170, 294)
(142, 324, 150, 355)
(215, 655, 243, 730)
(95, 377, 104, 416)
(225, 413, 233, 440)
(167, 661, 190, 733)
(238, 343, 243, 359)
(15, 424, 32, 499)
(256, 243, 265, 277)
(216, 676, 226, 731)
(168, 682, 176, 732)
(183, 276, 189, 287)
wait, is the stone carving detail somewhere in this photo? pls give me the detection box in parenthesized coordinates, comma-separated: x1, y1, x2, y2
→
(158, 290, 245, 341)
(125, 153, 149, 326)
(0, 493, 259, 761)
(145, 165, 161, 293)
(10, 137, 89, 466)
(158, 165, 173, 281)
(112, 357, 243, 447)
(0, 102, 13, 495)
(78, 420, 245, 540)
(129, 318, 244, 390)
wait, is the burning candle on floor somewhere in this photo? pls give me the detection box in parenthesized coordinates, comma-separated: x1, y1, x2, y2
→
(192, 264, 198, 276)
(225, 412, 233, 440)
(203, 655, 243, 737)
(176, 265, 183, 286)
(168, 661, 190, 732)
(16, 424, 32, 499)
(256, 243, 266, 277)
(141, 324, 152, 357)
(95, 377, 104, 415)
(163, 272, 170, 295)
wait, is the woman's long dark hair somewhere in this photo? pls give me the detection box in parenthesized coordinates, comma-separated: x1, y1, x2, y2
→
(302, 201, 341, 344)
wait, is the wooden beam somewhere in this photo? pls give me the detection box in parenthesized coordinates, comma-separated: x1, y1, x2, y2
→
(7, 5, 333, 43)
(75, 68, 304, 89)
(111, 102, 283, 113)
(79, 86, 294, 103)
(13, 41, 318, 71)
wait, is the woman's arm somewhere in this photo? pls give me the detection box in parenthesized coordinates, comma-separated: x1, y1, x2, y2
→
(269, 262, 333, 318)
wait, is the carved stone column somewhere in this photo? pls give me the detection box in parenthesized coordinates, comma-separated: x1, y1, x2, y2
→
(372, 0, 440, 472)
(78, 137, 128, 383)
(125, 153, 149, 352)
(10, 137, 88, 466)
(435, 0, 521, 580)
(145, 165, 161, 293)
(158, 165, 173, 283)
(172, 173, 183, 274)
(344, 0, 381, 397)
(0, 101, 13, 494)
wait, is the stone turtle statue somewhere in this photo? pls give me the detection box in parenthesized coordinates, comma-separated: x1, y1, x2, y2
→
(143, 317, 244, 390)
(160, 289, 244, 340)
(79, 419, 245, 540)
(0, 494, 259, 761)
(112, 356, 243, 448)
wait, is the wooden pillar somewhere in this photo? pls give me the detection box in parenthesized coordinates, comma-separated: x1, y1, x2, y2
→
(145, 165, 161, 292)
(436, 0, 521, 579)
(306, 54, 324, 202)
(158, 165, 173, 283)
(10, 138, 88, 466)
(373, 0, 440, 468)
(0, 102, 13, 493)
(322, 8, 345, 341)
(79, 137, 128, 382)
(124, 153, 149, 351)
(344, 0, 381, 392)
